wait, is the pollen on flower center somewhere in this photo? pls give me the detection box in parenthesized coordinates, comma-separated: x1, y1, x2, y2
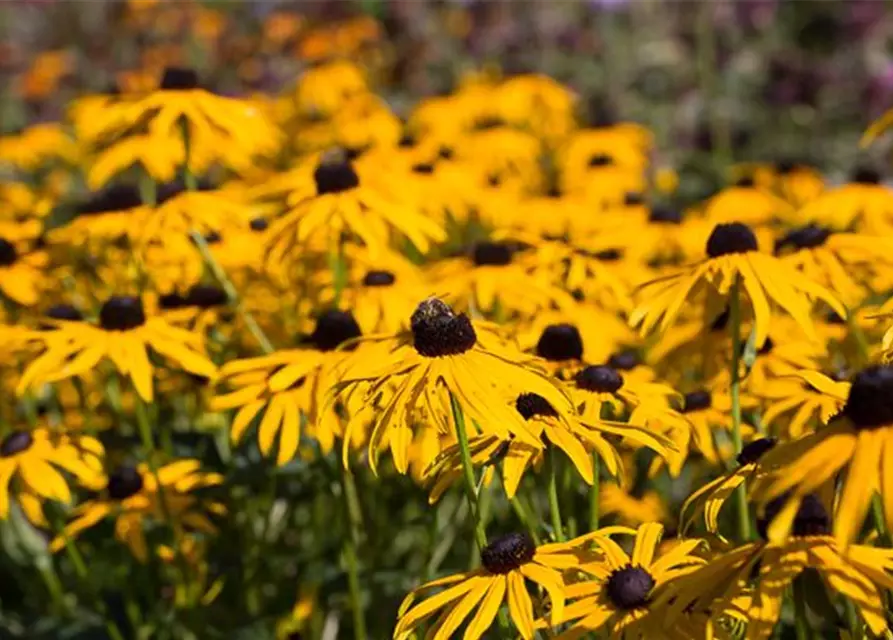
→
(308, 309, 362, 351)
(851, 166, 881, 185)
(843, 365, 893, 430)
(0, 431, 33, 457)
(758, 493, 829, 539)
(774, 224, 831, 253)
(362, 270, 396, 287)
(159, 66, 200, 90)
(480, 532, 535, 574)
(681, 390, 711, 412)
(0, 238, 18, 267)
(536, 324, 584, 362)
(471, 241, 514, 266)
(736, 437, 776, 466)
(45, 304, 83, 321)
(99, 296, 147, 331)
(574, 365, 623, 393)
(107, 465, 145, 501)
(314, 149, 360, 195)
(185, 284, 228, 309)
(515, 393, 559, 420)
(706, 222, 759, 258)
(410, 298, 477, 357)
(605, 565, 655, 610)
(608, 350, 640, 371)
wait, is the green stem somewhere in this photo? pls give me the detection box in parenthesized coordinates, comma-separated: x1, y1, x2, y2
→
(448, 392, 488, 552)
(729, 277, 751, 542)
(37, 559, 66, 614)
(872, 493, 889, 545)
(508, 495, 542, 546)
(793, 581, 811, 640)
(340, 463, 367, 640)
(546, 448, 565, 542)
(589, 453, 600, 533)
(844, 599, 863, 640)
(189, 231, 275, 355)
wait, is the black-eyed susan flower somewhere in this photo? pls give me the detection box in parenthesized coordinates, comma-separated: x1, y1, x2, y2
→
(51, 459, 224, 562)
(701, 181, 794, 227)
(18, 295, 216, 402)
(796, 167, 893, 233)
(0, 122, 79, 172)
(752, 364, 893, 545)
(261, 148, 444, 265)
(0, 237, 47, 306)
(632, 222, 845, 348)
(0, 428, 104, 519)
(519, 314, 635, 377)
(546, 523, 706, 639)
(599, 483, 668, 527)
(758, 370, 848, 438)
(395, 532, 578, 640)
(333, 298, 571, 473)
(664, 494, 893, 639)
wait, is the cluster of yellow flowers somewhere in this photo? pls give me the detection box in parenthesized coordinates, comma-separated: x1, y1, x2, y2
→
(6, 5, 893, 639)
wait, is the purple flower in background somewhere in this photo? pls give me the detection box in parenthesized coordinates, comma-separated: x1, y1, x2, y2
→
(588, 0, 629, 11)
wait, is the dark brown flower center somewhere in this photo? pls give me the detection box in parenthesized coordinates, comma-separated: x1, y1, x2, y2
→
(536, 324, 584, 362)
(99, 296, 146, 331)
(362, 270, 396, 287)
(681, 390, 712, 413)
(648, 206, 683, 225)
(706, 222, 758, 258)
(314, 150, 360, 196)
(575, 365, 623, 393)
(249, 217, 269, 232)
(593, 248, 623, 262)
(0, 238, 18, 267)
(606, 565, 655, 610)
(0, 431, 33, 457)
(307, 310, 361, 351)
(758, 493, 829, 539)
(160, 66, 200, 90)
(107, 465, 144, 501)
(515, 393, 559, 420)
(588, 153, 614, 167)
(45, 304, 83, 321)
(844, 365, 893, 430)
(480, 532, 535, 574)
(736, 437, 776, 466)
(185, 285, 228, 309)
(624, 192, 645, 206)
(472, 242, 514, 267)
(851, 167, 881, 185)
(607, 350, 640, 371)
(411, 299, 476, 357)
(411, 163, 435, 175)
(774, 224, 831, 253)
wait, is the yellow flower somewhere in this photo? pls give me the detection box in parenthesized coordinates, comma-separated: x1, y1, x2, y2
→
(0, 239, 47, 307)
(0, 428, 104, 519)
(796, 168, 893, 233)
(18, 295, 216, 402)
(0, 123, 78, 172)
(758, 370, 849, 438)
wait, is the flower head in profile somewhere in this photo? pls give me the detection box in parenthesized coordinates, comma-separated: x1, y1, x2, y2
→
(395, 532, 582, 640)
(333, 298, 571, 473)
(632, 221, 845, 348)
(18, 295, 216, 401)
(51, 459, 224, 562)
(796, 167, 893, 234)
(752, 364, 893, 546)
(0, 428, 104, 520)
(0, 237, 47, 307)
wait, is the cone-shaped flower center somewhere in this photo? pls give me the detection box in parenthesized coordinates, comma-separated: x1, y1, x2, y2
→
(606, 565, 655, 610)
(515, 393, 559, 420)
(608, 350, 640, 371)
(411, 299, 476, 357)
(758, 493, 829, 539)
(736, 437, 776, 466)
(588, 153, 614, 167)
(0, 238, 18, 267)
(185, 285, 228, 309)
(575, 365, 623, 393)
(249, 217, 269, 232)
(160, 66, 200, 90)
(648, 206, 682, 225)
(308, 310, 361, 351)
(472, 241, 514, 267)
(0, 431, 33, 457)
(851, 166, 881, 185)
(706, 222, 759, 258)
(362, 270, 396, 287)
(536, 324, 584, 362)
(844, 365, 893, 430)
(314, 150, 360, 195)
(774, 224, 831, 253)
(480, 532, 535, 574)
(107, 466, 144, 501)
(45, 304, 83, 321)
(681, 390, 711, 413)
(159, 292, 187, 310)
(99, 296, 147, 331)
